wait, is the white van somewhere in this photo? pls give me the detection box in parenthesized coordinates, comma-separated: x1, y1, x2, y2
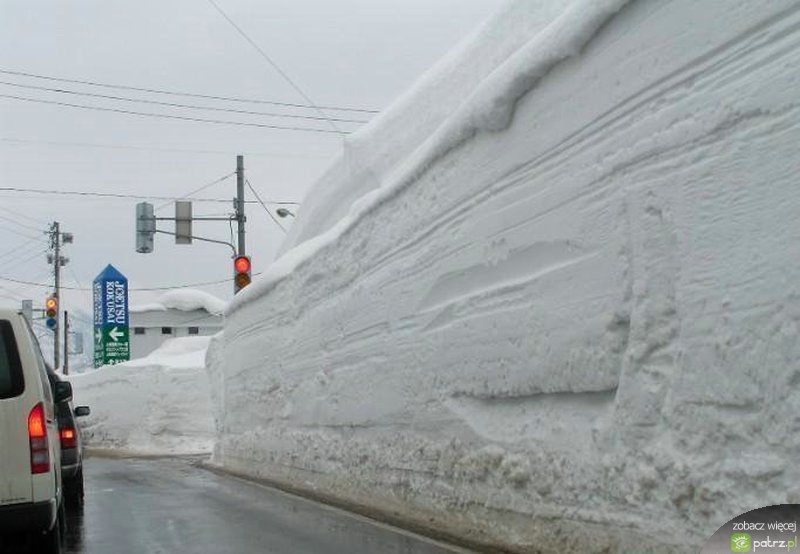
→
(0, 308, 70, 553)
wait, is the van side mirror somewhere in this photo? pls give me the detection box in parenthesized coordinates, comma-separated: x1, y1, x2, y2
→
(74, 406, 91, 417)
(54, 381, 73, 403)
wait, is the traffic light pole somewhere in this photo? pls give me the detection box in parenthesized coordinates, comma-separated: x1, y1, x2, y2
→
(52, 222, 61, 370)
(135, 155, 249, 295)
(63, 311, 69, 376)
(236, 154, 246, 257)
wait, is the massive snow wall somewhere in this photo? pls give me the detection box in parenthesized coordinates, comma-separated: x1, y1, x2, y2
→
(210, 0, 800, 552)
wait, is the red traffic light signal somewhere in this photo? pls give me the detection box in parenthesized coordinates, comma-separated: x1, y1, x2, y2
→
(233, 256, 251, 294)
(234, 256, 251, 274)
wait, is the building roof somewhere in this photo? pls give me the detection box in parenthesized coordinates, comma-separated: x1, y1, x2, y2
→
(130, 289, 226, 316)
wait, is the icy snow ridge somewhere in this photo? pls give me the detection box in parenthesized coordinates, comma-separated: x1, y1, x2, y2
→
(213, 0, 800, 552)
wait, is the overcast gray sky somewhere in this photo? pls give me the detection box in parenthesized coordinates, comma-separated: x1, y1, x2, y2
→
(0, 0, 499, 325)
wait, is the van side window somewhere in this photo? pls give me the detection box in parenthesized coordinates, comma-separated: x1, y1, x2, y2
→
(0, 320, 24, 399)
(21, 317, 52, 402)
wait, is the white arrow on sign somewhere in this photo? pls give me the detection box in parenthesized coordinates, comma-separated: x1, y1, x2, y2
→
(95, 328, 102, 344)
(108, 327, 124, 342)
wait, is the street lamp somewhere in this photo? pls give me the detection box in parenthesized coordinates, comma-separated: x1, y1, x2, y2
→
(276, 208, 295, 218)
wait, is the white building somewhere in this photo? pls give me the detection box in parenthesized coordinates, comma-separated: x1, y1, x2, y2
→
(129, 290, 225, 360)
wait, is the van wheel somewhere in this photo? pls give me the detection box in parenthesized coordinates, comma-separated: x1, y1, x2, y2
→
(31, 503, 63, 554)
(65, 468, 85, 508)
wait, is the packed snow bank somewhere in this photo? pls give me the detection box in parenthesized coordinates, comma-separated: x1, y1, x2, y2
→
(237, 0, 630, 308)
(131, 289, 226, 315)
(71, 337, 214, 455)
(213, 0, 800, 552)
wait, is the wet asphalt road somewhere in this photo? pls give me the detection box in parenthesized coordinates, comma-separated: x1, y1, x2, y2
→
(57, 456, 467, 554)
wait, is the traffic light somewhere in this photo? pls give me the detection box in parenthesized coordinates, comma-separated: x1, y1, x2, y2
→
(45, 296, 58, 330)
(136, 202, 155, 253)
(233, 255, 251, 294)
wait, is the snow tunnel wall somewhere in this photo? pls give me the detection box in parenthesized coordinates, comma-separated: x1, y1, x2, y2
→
(211, 1, 800, 551)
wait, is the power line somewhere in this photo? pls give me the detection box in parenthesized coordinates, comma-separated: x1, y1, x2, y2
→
(0, 223, 41, 242)
(131, 273, 257, 290)
(0, 283, 27, 300)
(0, 237, 47, 263)
(155, 172, 235, 211)
(0, 276, 87, 291)
(0, 94, 347, 135)
(246, 179, 286, 233)
(13, 247, 48, 267)
(0, 185, 301, 207)
(0, 185, 268, 203)
(0, 211, 47, 234)
(67, 265, 94, 308)
(0, 273, 260, 291)
(205, 0, 342, 134)
(0, 80, 369, 124)
(0, 137, 334, 159)
(0, 204, 49, 226)
(0, 68, 378, 114)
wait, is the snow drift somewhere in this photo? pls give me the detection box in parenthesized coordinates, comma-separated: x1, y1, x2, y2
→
(212, 0, 800, 552)
(71, 336, 214, 455)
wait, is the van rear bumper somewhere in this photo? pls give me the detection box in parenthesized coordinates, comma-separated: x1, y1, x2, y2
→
(0, 499, 57, 533)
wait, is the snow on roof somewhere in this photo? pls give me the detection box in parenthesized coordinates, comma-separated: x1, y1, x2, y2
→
(230, 0, 630, 315)
(130, 289, 226, 315)
(125, 335, 213, 369)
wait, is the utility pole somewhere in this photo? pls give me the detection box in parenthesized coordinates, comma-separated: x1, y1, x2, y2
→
(63, 311, 69, 376)
(234, 155, 248, 295)
(52, 222, 61, 369)
(47, 222, 72, 370)
(236, 154, 246, 257)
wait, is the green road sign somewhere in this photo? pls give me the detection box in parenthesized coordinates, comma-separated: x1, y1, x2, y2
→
(93, 265, 130, 367)
(93, 325, 130, 367)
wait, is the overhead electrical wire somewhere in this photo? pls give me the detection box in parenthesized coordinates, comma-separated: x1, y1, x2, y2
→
(246, 179, 286, 233)
(67, 266, 94, 307)
(0, 69, 378, 114)
(205, 0, 342, 134)
(0, 137, 333, 159)
(13, 248, 48, 267)
(0, 211, 46, 234)
(155, 172, 235, 211)
(0, 223, 41, 242)
(0, 276, 86, 291)
(0, 273, 261, 292)
(131, 273, 258, 291)
(0, 236, 46, 263)
(0, 204, 46, 225)
(0, 80, 368, 124)
(0, 282, 29, 299)
(0, 94, 347, 135)
(0, 185, 274, 204)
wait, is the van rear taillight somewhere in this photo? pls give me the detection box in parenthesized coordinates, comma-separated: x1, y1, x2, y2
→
(60, 427, 77, 449)
(28, 402, 50, 474)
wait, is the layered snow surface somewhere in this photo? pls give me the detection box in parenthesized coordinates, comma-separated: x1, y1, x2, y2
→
(208, 0, 800, 552)
(71, 336, 214, 456)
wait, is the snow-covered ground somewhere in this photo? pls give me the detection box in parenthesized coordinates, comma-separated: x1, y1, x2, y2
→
(207, 0, 800, 552)
(70, 336, 215, 456)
